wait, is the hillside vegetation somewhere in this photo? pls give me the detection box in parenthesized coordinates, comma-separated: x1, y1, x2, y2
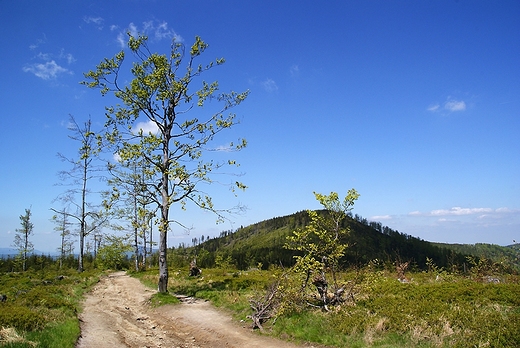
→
(176, 210, 519, 273)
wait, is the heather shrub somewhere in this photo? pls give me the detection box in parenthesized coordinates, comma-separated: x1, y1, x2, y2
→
(0, 304, 46, 331)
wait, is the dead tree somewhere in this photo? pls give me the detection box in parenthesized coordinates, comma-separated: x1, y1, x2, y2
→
(249, 279, 282, 331)
(396, 261, 410, 283)
(189, 259, 201, 277)
(312, 272, 329, 310)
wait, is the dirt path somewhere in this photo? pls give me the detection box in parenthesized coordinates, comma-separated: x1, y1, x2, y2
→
(76, 271, 314, 348)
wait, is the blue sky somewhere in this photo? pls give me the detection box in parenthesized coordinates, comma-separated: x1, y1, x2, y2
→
(1, 0, 519, 253)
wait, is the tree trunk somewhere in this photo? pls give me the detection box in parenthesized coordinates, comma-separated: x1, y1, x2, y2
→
(157, 168, 169, 293)
(78, 227, 84, 272)
(78, 154, 88, 272)
(158, 228, 168, 293)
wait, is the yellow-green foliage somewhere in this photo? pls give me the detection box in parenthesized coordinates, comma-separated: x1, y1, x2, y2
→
(0, 304, 46, 331)
(0, 268, 100, 346)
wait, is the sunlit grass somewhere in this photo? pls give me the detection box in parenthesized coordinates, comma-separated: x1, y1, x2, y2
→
(0, 268, 101, 348)
(156, 266, 520, 347)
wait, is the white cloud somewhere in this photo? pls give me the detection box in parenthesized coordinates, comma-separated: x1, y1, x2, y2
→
(152, 21, 174, 40)
(83, 16, 104, 29)
(444, 99, 466, 112)
(128, 22, 139, 38)
(113, 152, 122, 163)
(371, 215, 392, 221)
(23, 60, 71, 80)
(29, 34, 47, 50)
(428, 98, 467, 113)
(214, 145, 233, 152)
(116, 32, 126, 48)
(290, 65, 300, 77)
(24, 45, 75, 79)
(116, 20, 180, 48)
(430, 207, 492, 216)
(59, 49, 76, 64)
(427, 103, 440, 112)
(262, 78, 278, 92)
(410, 206, 519, 218)
(132, 120, 159, 135)
(37, 52, 51, 61)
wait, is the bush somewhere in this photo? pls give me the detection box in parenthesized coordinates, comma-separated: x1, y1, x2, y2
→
(21, 285, 74, 311)
(0, 304, 46, 331)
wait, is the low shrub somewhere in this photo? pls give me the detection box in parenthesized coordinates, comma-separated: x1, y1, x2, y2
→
(21, 286, 73, 310)
(0, 304, 46, 331)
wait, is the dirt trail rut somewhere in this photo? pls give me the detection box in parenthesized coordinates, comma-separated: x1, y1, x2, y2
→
(76, 271, 313, 348)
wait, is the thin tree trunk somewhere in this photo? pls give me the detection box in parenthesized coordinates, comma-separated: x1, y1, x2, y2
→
(158, 167, 169, 293)
(79, 155, 88, 272)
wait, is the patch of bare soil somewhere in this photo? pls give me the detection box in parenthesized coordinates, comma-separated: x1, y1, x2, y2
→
(76, 271, 316, 348)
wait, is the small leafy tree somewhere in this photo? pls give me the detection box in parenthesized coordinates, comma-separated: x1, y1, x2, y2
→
(96, 235, 132, 270)
(83, 34, 248, 292)
(285, 189, 359, 310)
(12, 208, 34, 271)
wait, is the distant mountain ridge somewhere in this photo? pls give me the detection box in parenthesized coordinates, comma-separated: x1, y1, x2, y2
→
(0, 248, 59, 258)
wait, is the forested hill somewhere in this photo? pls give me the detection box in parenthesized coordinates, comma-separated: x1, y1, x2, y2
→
(432, 242, 520, 270)
(187, 210, 472, 271)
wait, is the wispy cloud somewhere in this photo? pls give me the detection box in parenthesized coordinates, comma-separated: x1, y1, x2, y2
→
(262, 78, 278, 92)
(290, 64, 300, 77)
(409, 206, 519, 218)
(128, 22, 139, 38)
(24, 35, 75, 80)
(370, 215, 392, 221)
(144, 20, 176, 41)
(116, 32, 126, 48)
(83, 16, 104, 29)
(427, 103, 440, 112)
(428, 97, 467, 113)
(444, 99, 466, 112)
(23, 60, 71, 80)
(29, 34, 47, 50)
(214, 145, 234, 152)
(115, 20, 181, 48)
(59, 49, 76, 64)
(431, 207, 492, 216)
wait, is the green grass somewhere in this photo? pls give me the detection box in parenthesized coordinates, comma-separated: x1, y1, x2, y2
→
(0, 268, 101, 348)
(154, 266, 520, 348)
(149, 292, 180, 307)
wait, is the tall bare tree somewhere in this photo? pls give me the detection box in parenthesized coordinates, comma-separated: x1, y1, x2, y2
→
(53, 115, 106, 272)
